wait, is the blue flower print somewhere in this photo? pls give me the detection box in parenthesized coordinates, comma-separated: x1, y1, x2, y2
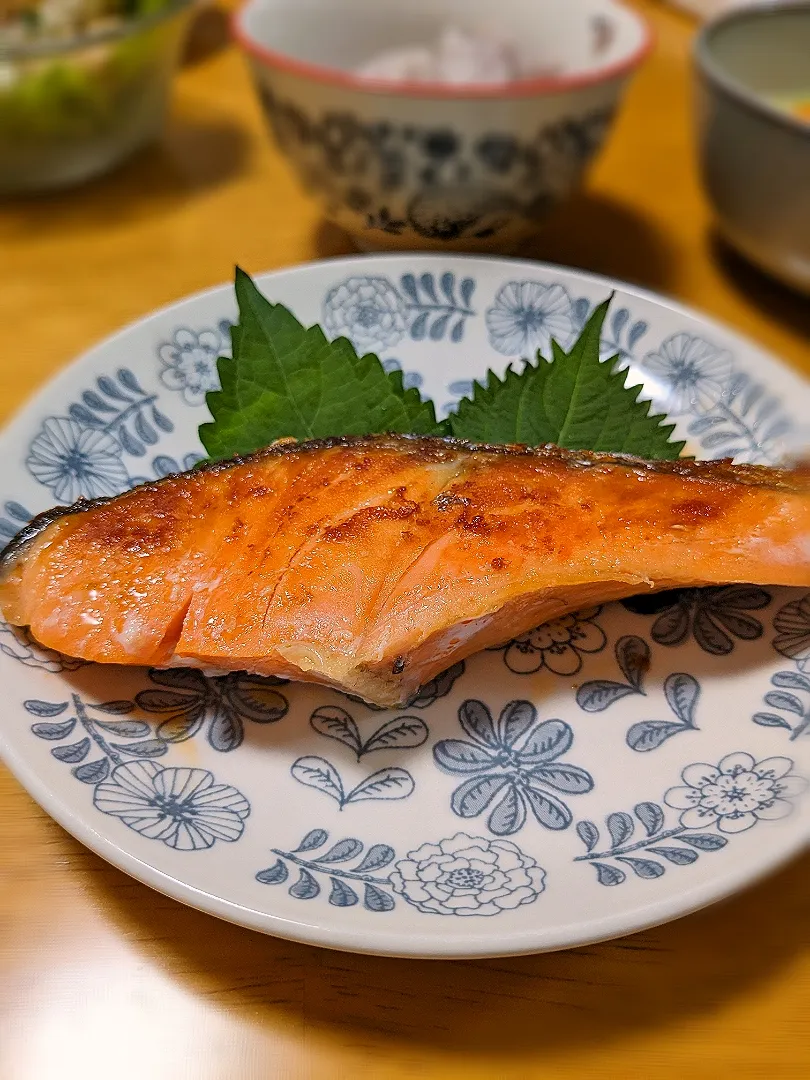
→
(389, 832, 546, 916)
(485, 281, 575, 357)
(641, 333, 733, 416)
(134, 668, 289, 753)
(503, 607, 606, 675)
(27, 417, 128, 503)
(322, 276, 408, 352)
(158, 328, 222, 406)
(433, 699, 594, 836)
(664, 753, 807, 834)
(93, 760, 250, 850)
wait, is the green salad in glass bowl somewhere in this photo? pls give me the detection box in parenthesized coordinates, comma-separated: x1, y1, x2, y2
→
(0, 0, 194, 193)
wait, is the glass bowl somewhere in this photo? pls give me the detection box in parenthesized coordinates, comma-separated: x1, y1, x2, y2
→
(0, 0, 194, 195)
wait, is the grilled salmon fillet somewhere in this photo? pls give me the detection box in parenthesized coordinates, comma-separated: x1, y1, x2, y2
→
(1, 434, 808, 707)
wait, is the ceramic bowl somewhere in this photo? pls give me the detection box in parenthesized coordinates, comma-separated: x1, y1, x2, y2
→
(695, 2, 810, 294)
(0, 0, 194, 195)
(234, 0, 651, 253)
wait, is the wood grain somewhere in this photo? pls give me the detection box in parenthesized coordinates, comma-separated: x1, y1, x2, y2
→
(1, 3, 809, 1078)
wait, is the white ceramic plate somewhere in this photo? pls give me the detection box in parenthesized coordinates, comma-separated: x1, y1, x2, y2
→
(2, 254, 809, 959)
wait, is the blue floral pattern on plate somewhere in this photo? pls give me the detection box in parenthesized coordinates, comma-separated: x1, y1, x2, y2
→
(2, 256, 809, 956)
(256, 829, 546, 916)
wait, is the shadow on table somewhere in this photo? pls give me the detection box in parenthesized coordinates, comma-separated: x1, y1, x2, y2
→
(182, 2, 232, 68)
(710, 233, 810, 344)
(519, 193, 676, 294)
(310, 192, 676, 297)
(86, 842, 810, 1056)
(0, 112, 250, 240)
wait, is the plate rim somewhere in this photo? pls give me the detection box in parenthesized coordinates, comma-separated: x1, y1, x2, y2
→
(2, 252, 809, 959)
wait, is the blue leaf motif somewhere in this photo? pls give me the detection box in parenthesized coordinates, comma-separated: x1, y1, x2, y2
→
(447, 379, 474, 397)
(94, 700, 136, 715)
(72, 759, 110, 785)
(134, 412, 157, 446)
(451, 773, 510, 817)
(433, 739, 495, 774)
(354, 844, 396, 874)
(676, 833, 727, 851)
(487, 785, 526, 836)
(420, 273, 438, 303)
(295, 829, 328, 853)
(315, 839, 363, 864)
(649, 846, 698, 866)
(291, 757, 345, 805)
(364, 883, 395, 912)
(256, 860, 289, 884)
(24, 700, 69, 717)
(111, 739, 167, 759)
(752, 712, 793, 730)
(612, 307, 629, 336)
(665, 673, 700, 726)
(399, 273, 418, 303)
(209, 709, 243, 752)
(617, 857, 665, 879)
(97, 375, 128, 401)
(634, 801, 665, 837)
(460, 278, 475, 308)
(772, 671, 810, 692)
(152, 408, 174, 434)
(576, 681, 638, 712)
(440, 271, 455, 304)
(69, 403, 99, 427)
(607, 811, 634, 848)
(82, 390, 114, 412)
(429, 313, 450, 340)
(118, 368, 145, 394)
(410, 312, 429, 340)
(627, 720, 687, 752)
(4, 501, 32, 522)
(310, 706, 363, 755)
(458, 700, 499, 748)
(523, 783, 571, 830)
(576, 820, 600, 851)
(94, 719, 150, 738)
(499, 700, 537, 746)
(289, 868, 320, 899)
(593, 862, 626, 886)
(530, 762, 593, 795)
(520, 720, 573, 764)
(329, 878, 359, 907)
(616, 635, 651, 688)
(52, 739, 90, 763)
(362, 715, 429, 755)
(450, 318, 465, 343)
(345, 768, 415, 804)
(31, 718, 76, 740)
(627, 320, 648, 350)
(119, 427, 145, 457)
(764, 691, 804, 716)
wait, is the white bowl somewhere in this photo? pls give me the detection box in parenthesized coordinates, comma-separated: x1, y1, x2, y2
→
(234, 0, 651, 252)
(695, 1, 810, 294)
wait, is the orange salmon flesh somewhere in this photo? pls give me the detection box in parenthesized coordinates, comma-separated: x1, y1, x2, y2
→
(1, 435, 808, 707)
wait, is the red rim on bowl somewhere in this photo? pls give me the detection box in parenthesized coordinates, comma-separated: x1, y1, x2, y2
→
(232, 0, 654, 99)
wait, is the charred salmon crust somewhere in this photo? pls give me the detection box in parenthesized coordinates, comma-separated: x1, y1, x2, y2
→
(1, 434, 805, 571)
(1, 434, 808, 708)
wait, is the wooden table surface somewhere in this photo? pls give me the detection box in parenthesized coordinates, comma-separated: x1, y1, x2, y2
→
(1, 3, 809, 1078)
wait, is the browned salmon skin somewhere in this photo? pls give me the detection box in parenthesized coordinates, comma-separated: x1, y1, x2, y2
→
(1, 434, 808, 707)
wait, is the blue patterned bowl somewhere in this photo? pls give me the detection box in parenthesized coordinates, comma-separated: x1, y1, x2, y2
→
(234, 0, 651, 252)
